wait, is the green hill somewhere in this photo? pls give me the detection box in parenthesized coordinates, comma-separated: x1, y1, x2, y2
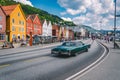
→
(0, 0, 75, 26)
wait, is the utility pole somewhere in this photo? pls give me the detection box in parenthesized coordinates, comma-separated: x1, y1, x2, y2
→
(114, 0, 117, 48)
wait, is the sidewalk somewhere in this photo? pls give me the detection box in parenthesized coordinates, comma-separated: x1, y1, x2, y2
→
(0, 39, 92, 56)
(75, 40, 120, 80)
(116, 41, 120, 48)
(0, 42, 62, 56)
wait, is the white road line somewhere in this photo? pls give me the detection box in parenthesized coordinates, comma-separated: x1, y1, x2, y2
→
(65, 42, 109, 80)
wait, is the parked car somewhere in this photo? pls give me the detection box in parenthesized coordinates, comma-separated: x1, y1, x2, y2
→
(51, 41, 91, 56)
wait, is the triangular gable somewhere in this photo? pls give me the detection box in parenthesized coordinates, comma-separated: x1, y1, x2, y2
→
(33, 14, 41, 24)
(1, 4, 17, 16)
(16, 4, 26, 21)
(26, 15, 32, 22)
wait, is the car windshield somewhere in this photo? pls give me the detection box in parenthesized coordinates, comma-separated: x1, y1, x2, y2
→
(62, 42, 76, 46)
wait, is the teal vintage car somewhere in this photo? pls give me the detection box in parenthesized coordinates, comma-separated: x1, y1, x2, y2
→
(51, 41, 91, 56)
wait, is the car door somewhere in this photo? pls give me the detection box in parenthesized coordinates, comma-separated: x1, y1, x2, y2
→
(75, 42, 83, 53)
(77, 42, 85, 52)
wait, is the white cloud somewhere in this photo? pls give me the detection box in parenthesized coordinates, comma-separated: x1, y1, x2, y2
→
(61, 17, 72, 21)
(72, 16, 90, 25)
(13, 0, 33, 7)
(58, 0, 120, 30)
(60, 12, 67, 16)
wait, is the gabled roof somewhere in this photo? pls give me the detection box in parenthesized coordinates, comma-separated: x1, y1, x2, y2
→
(0, 6, 6, 15)
(26, 14, 40, 22)
(1, 4, 18, 16)
(26, 15, 31, 20)
(30, 14, 36, 21)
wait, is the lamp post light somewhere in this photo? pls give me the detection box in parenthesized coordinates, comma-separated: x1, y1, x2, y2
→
(114, 0, 117, 48)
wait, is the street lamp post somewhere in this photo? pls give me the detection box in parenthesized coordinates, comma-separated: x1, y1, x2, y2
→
(99, 21, 102, 39)
(114, 0, 117, 48)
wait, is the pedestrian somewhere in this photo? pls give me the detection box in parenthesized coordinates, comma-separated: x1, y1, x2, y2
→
(10, 41, 14, 48)
(106, 35, 109, 43)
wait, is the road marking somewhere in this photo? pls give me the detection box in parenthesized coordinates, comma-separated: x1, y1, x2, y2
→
(24, 59, 36, 62)
(24, 56, 48, 62)
(0, 64, 10, 69)
(65, 41, 109, 80)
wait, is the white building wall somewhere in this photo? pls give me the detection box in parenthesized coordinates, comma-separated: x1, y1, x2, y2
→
(47, 21, 52, 36)
(42, 19, 47, 36)
(66, 29, 69, 39)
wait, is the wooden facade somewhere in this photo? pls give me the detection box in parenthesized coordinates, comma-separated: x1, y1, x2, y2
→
(2, 4, 26, 42)
(0, 6, 6, 42)
(26, 14, 42, 36)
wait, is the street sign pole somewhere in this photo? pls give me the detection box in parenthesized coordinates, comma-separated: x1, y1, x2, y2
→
(114, 0, 116, 48)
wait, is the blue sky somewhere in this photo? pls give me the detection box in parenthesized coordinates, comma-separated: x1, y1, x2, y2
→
(13, 0, 120, 30)
(30, 0, 65, 16)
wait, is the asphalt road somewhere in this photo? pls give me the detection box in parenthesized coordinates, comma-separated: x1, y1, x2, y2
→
(0, 40, 105, 80)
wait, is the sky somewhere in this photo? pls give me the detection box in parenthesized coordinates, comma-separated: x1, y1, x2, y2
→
(13, 0, 120, 30)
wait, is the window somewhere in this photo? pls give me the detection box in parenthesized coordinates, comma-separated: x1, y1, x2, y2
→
(12, 18, 15, 23)
(19, 20, 21, 24)
(62, 42, 76, 46)
(52, 30, 56, 36)
(12, 34, 16, 39)
(18, 12, 20, 16)
(12, 26, 15, 31)
(19, 27, 21, 32)
(22, 21, 24, 25)
(0, 16, 2, 21)
(0, 34, 5, 40)
(0, 25, 2, 30)
(22, 28, 24, 32)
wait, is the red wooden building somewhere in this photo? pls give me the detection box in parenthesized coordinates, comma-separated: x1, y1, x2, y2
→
(26, 14, 42, 36)
(0, 6, 6, 42)
(69, 29, 74, 40)
(52, 24, 59, 40)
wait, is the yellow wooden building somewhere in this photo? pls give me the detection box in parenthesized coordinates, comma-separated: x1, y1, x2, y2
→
(2, 4, 26, 42)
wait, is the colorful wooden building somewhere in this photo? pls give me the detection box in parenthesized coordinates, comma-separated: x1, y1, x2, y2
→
(42, 19, 47, 36)
(0, 6, 6, 42)
(52, 24, 59, 39)
(69, 29, 74, 40)
(2, 4, 26, 42)
(26, 14, 42, 36)
(47, 21, 52, 36)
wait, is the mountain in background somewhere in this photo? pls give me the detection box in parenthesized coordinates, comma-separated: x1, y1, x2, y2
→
(79, 25, 98, 33)
(0, 0, 76, 26)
